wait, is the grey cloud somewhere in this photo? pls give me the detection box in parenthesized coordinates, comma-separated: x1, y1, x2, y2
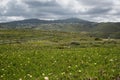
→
(78, 0, 113, 8)
(86, 7, 112, 15)
(0, 0, 120, 22)
(1, 0, 27, 16)
(23, 0, 58, 7)
(21, 0, 78, 18)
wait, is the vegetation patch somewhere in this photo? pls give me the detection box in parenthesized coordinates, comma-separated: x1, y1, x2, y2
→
(0, 30, 120, 80)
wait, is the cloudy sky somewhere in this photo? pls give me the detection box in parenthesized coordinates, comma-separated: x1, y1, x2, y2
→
(0, 0, 120, 22)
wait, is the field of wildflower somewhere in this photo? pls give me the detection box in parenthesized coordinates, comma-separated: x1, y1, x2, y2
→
(0, 30, 120, 80)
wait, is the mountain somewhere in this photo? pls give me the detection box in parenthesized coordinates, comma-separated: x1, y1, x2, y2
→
(0, 18, 95, 30)
(0, 19, 50, 28)
(0, 18, 120, 38)
(89, 22, 120, 38)
(53, 18, 91, 23)
(0, 18, 93, 25)
(92, 22, 120, 33)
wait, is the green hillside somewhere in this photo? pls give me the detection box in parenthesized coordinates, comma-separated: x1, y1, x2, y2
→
(93, 23, 120, 33)
(0, 18, 120, 38)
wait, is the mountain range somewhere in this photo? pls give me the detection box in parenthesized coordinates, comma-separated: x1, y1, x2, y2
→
(0, 18, 120, 38)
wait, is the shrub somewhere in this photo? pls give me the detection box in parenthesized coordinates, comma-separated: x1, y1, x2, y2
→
(70, 41, 80, 45)
(94, 38, 102, 41)
(103, 40, 117, 44)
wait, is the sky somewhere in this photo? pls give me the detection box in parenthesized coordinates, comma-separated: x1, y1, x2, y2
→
(0, 0, 120, 22)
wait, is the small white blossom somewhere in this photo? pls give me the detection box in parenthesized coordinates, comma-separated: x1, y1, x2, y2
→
(94, 63, 97, 65)
(69, 73, 72, 75)
(27, 74, 32, 78)
(61, 72, 65, 75)
(1, 75, 3, 78)
(1, 69, 5, 71)
(68, 66, 71, 68)
(42, 73, 45, 76)
(109, 59, 113, 62)
(19, 78, 22, 80)
(44, 76, 49, 80)
(78, 70, 82, 73)
(75, 65, 78, 67)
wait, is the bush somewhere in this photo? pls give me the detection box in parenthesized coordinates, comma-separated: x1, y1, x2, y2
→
(103, 40, 117, 44)
(95, 38, 102, 41)
(70, 41, 80, 45)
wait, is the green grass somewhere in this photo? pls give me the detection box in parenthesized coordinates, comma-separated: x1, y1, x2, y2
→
(0, 30, 120, 80)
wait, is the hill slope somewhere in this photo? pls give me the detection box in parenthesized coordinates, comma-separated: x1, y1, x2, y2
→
(0, 18, 95, 31)
(0, 18, 120, 35)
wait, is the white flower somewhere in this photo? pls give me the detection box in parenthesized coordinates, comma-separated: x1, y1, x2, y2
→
(75, 65, 78, 67)
(27, 60, 30, 63)
(69, 73, 72, 75)
(78, 70, 82, 73)
(68, 66, 71, 68)
(94, 63, 97, 65)
(42, 73, 45, 76)
(1, 69, 5, 71)
(61, 72, 65, 75)
(1, 75, 3, 78)
(109, 59, 113, 62)
(19, 78, 22, 80)
(27, 74, 32, 78)
(44, 76, 49, 80)
(54, 60, 56, 63)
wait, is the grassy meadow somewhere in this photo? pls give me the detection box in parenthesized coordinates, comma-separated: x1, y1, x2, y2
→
(0, 30, 120, 80)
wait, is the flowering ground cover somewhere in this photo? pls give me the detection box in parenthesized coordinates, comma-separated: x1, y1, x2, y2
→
(0, 30, 120, 80)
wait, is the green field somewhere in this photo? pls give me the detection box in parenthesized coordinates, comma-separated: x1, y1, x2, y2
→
(0, 30, 120, 80)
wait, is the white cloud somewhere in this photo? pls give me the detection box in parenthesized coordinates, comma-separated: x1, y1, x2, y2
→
(0, 0, 120, 22)
(92, 16, 120, 22)
(0, 0, 10, 14)
(0, 16, 25, 22)
(0, 0, 10, 7)
(7, 16, 25, 21)
(56, 0, 91, 13)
